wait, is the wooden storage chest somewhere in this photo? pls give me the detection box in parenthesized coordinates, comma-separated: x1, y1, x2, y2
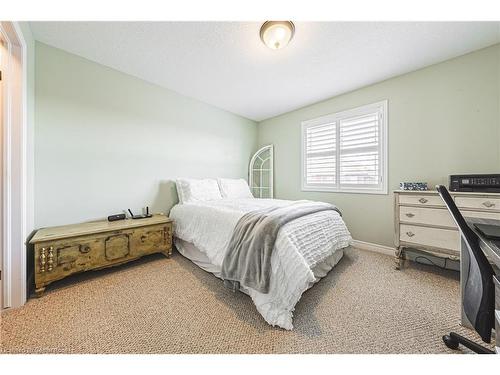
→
(29, 214, 173, 296)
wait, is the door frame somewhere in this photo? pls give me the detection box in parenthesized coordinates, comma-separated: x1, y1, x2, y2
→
(0, 21, 29, 309)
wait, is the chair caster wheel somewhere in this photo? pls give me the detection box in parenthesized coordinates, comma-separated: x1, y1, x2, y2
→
(443, 335, 459, 350)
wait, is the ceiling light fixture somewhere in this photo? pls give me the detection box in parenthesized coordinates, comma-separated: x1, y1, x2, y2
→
(260, 21, 295, 50)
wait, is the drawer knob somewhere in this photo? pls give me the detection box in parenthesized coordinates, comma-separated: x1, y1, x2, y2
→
(482, 201, 495, 208)
(406, 231, 415, 237)
(418, 198, 428, 204)
(141, 235, 147, 242)
(405, 213, 415, 218)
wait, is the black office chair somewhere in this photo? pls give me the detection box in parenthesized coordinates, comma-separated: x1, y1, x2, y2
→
(436, 185, 495, 354)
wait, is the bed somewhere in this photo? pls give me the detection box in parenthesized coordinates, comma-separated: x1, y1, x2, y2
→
(169, 178, 352, 330)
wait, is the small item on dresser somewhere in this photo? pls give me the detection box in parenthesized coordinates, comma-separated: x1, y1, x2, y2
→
(107, 213, 126, 222)
(399, 182, 428, 191)
(127, 206, 153, 219)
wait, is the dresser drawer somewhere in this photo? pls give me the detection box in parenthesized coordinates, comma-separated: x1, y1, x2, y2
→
(400, 224, 459, 252)
(399, 206, 455, 228)
(399, 194, 444, 207)
(454, 196, 500, 211)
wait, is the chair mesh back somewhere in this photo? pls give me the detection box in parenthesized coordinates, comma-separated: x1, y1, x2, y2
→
(436, 185, 495, 343)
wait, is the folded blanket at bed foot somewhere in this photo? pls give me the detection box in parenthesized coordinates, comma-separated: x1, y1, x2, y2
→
(221, 200, 342, 294)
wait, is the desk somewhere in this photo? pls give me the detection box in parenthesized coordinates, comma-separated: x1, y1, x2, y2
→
(461, 217, 500, 353)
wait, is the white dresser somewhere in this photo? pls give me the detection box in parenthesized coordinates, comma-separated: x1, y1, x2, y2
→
(394, 190, 500, 269)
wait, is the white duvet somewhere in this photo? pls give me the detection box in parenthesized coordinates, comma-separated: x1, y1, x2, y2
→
(170, 198, 352, 330)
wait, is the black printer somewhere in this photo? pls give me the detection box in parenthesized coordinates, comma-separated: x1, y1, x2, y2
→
(449, 174, 500, 193)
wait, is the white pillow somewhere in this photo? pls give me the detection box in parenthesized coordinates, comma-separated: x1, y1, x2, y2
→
(217, 178, 254, 199)
(176, 178, 222, 204)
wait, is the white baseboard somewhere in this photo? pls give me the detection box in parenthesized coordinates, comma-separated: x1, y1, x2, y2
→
(351, 240, 395, 257)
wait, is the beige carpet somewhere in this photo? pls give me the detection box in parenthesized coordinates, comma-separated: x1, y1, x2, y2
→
(0, 247, 493, 354)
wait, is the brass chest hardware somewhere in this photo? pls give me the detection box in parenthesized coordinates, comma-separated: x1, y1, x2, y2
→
(47, 247, 54, 272)
(39, 247, 47, 273)
(80, 245, 91, 253)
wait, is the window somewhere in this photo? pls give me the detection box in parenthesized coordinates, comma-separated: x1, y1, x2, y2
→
(301, 100, 388, 194)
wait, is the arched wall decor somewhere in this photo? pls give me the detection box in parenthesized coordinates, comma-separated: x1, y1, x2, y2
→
(249, 145, 274, 199)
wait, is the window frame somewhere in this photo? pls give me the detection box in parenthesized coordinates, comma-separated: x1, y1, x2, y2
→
(301, 100, 388, 195)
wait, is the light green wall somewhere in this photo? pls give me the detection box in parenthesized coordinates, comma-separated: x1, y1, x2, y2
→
(35, 42, 257, 227)
(34, 40, 500, 243)
(258, 44, 500, 247)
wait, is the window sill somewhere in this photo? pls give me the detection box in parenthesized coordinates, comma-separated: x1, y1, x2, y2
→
(301, 187, 388, 195)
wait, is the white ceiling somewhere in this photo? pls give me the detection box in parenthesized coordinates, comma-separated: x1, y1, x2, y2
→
(30, 22, 500, 121)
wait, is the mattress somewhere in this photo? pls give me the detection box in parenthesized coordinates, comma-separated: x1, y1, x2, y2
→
(170, 198, 352, 329)
(175, 238, 345, 295)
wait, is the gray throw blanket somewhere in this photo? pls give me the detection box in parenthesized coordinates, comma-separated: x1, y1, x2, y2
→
(220, 201, 341, 294)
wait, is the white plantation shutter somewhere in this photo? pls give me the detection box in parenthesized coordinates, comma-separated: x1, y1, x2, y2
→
(304, 122, 336, 187)
(339, 113, 381, 187)
(302, 101, 387, 194)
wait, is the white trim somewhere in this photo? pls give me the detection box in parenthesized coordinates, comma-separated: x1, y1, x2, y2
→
(0, 22, 28, 309)
(1, 26, 13, 307)
(301, 100, 388, 195)
(301, 187, 389, 195)
(14, 21, 28, 308)
(351, 239, 395, 257)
